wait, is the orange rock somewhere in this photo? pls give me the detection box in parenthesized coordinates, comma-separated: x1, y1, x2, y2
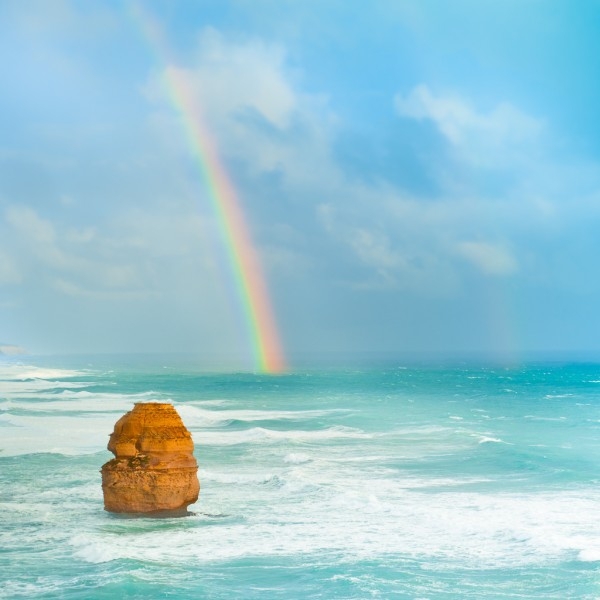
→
(101, 403, 199, 514)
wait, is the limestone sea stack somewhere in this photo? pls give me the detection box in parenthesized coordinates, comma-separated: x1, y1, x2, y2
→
(101, 403, 199, 514)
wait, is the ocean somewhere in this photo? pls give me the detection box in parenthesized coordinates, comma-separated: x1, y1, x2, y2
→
(2, 356, 600, 599)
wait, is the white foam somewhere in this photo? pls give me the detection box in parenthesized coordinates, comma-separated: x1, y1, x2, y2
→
(201, 470, 283, 485)
(391, 425, 453, 436)
(0, 385, 183, 456)
(176, 404, 347, 428)
(2, 391, 164, 414)
(284, 452, 312, 464)
(577, 547, 600, 562)
(198, 425, 371, 446)
(1, 579, 67, 598)
(0, 412, 117, 456)
(477, 436, 507, 444)
(71, 534, 128, 564)
(0, 379, 91, 397)
(64, 487, 600, 569)
(398, 476, 494, 489)
(52, 389, 158, 400)
(0, 364, 87, 381)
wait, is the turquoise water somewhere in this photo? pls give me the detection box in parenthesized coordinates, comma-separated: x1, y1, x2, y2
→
(2, 357, 600, 598)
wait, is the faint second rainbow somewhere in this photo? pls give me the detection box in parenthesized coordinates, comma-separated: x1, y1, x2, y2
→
(131, 4, 286, 373)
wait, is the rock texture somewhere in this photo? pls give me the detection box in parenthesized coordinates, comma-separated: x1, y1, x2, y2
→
(101, 403, 199, 514)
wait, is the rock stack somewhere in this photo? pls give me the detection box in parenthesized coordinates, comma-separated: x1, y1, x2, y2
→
(101, 403, 199, 514)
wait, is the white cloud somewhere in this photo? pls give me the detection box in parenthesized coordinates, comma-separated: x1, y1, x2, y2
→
(456, 240, 518, 276)
(318, 200, 461, 294)
(145, 28, 336, 186)
(5, 206, 149, 291)
(6, 205, 56, 245)
(0, 198, 249, 354)
(50, 277, 154, 300)
(394, 84, 543, 165)
(351, 228, 403, 271)
(155, 40, 544, 295)
(196, 28, 296, 129)
(143, 38, 569, 300)
(154, 37, 540, 294)
(0, 250, 22, 284)
(151, 28, 296, 131)
(345, 228, 408, 288)
(5, 205, 88, 273)
(2, 204, 219, 296)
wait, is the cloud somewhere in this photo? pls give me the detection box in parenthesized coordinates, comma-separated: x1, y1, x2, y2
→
(0, 249, 21, 284)
(145, 28, 296, 131)
(5, 205, 89, 274)
(456, 241, 518, 276)
(6, 205, 55, 245)
(394, 84, 544, 166)
(1, 203, 216, 297)
(0, 199, 247, 354)
(317, 197, 461, 294)
(192, 28, 296, 129)
(146, 27, 336, 188)
(150, 38, 536, 297)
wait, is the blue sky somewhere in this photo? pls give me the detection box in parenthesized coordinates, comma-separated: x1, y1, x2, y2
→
(1, 0, 600, 365)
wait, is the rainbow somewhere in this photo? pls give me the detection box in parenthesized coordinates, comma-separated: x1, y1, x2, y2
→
(131, 5, 286, 373)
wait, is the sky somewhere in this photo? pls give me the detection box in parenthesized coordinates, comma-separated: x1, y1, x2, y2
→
(1, 0, 600, 367)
